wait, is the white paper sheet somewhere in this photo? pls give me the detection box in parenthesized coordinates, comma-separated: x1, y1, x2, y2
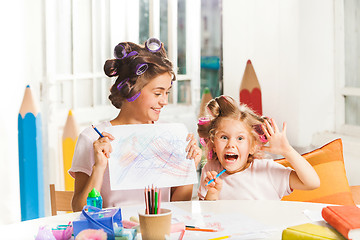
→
(106, 123, 198, 190)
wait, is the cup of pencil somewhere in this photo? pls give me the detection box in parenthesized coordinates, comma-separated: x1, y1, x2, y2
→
(139, 186, 172, 240)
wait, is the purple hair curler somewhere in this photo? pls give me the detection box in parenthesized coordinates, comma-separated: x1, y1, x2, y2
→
(126, 51, 138, 58)
(114, 44, 127, 59)
(114, 44, 138, 59)
(145, 38, 162, 52)
(117, 78, 129, 91)
(135, 63, 148, 75)
(127, 92, 141, 102)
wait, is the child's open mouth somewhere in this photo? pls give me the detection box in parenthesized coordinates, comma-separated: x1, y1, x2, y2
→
(224, 154, 238, 162)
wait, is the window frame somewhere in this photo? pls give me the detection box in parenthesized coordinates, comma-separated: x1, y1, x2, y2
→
(334, 0, 360, 136)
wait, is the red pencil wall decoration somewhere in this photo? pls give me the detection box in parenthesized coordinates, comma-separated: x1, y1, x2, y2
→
(239, 60, 262, 115)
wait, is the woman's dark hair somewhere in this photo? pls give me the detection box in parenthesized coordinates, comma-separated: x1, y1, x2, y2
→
(104, 41, 175, 109)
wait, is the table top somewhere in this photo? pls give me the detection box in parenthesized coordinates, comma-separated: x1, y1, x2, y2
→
(0, 200, 332, 240)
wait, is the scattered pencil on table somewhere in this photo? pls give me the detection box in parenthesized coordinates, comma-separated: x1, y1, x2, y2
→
(205, 169, 227, 186)
(92, 125, 104, 138)
(144, 185, 161, 214)
(185, 226, 218, 232)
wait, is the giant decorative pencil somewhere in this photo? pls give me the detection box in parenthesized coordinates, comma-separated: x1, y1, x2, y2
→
(239, 60, 262, 115)
(18, 85, 45, 221)
(62, 110, 79, 191)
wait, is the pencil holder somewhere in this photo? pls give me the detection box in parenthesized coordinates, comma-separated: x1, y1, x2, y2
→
(138, 208, 172, 240)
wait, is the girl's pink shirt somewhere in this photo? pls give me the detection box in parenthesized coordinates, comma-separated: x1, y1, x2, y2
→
(198, 158, 293, 200)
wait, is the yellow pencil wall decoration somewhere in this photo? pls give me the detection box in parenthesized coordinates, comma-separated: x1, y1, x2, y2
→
(198, 87, 213, 118)
(62, 110, 79, 191)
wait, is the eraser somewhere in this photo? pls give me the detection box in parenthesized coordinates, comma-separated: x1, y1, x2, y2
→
(122, 220, 139, 229)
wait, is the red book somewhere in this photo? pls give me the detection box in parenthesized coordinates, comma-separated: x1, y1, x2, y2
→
(322, 205, 360, 239)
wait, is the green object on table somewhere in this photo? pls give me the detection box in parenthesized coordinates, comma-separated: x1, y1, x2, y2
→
(154, 191, 158, 214)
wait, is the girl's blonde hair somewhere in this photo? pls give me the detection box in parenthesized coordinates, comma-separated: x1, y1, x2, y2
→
(197, 95, 268, 164)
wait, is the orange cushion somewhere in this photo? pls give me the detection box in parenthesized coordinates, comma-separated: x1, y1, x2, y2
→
(275, 138, 355, 205)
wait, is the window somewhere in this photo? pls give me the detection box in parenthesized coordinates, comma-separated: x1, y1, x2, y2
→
(139, 0, 200, 107)
(43, 0, 116, 189)
(43, 0, 201, 188)
(200, 0, 222, 98)
(335, 0, 360, 135)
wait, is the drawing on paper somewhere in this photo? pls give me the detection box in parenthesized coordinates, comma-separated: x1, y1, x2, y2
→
(106, 123, 198, 190)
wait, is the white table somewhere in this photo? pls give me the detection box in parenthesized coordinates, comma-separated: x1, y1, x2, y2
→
(0, 200, 331, 239)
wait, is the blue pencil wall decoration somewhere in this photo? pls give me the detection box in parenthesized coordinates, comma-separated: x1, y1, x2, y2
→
(18, 85, 44, 221)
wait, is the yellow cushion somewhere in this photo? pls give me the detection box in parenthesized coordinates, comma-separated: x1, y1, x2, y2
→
(275, 138, 355, 205)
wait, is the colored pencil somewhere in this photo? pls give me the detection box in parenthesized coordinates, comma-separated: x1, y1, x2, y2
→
(144, 187, 149, 214)
(18, 85, 45, 221)
(158, 188, 161, 213)
(178, 229, 186, 240)
(62, 110, 79, 191)
(208, 236, 229, 240)
(208, 233, 243, 240)
(205, 169, 226, 186)
(151, 184, 155, 214)
(92, 124, 104, 138)
(154, 188, 158, 214)
(185, 227, 218, 232)
(147, 186, 152, 214)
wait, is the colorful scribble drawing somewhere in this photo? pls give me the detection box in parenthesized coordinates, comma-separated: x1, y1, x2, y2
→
(106, 123, 198, 190)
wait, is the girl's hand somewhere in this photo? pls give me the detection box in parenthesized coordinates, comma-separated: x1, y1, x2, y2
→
(185, 133, 202, 168)
(261, 119, 292, 156)
(93, 132, 115, 171)
(204, 171, 223, 200)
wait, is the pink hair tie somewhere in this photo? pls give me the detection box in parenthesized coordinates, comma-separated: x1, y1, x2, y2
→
(207, 150, 213, 159)
(199, 138, 207, 147)
(259, 135, 268, 143)
(198, 117, 210, 125)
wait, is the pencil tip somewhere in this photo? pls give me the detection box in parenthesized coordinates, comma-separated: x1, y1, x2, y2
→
(247, 59, 252, 64)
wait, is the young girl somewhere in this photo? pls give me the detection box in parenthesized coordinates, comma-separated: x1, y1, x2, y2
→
(197, 95, 320, 201)
(70, 38, 201, 211)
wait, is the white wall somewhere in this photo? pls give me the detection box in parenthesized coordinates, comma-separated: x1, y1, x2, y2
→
(223, 0, 335, 147)
(0, 0, 43, 224)
(223, 0, 360, 187)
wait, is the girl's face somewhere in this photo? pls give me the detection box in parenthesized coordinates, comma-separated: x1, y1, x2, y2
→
(131, 72, 172, 123)
(213, 117, 254, 174)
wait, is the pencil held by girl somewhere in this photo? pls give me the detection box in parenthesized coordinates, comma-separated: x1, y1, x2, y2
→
(197, 95, 320, 201)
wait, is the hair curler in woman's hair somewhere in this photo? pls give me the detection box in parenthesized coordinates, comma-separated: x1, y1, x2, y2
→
(127, 92, 141, 102)
(145, 38, 162, 52)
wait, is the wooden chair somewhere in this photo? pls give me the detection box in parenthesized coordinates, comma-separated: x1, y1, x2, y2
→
(49, 184, 74, 216)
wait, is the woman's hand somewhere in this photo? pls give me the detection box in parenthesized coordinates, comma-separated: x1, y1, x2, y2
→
(185, 133, 202, 168)
(204, 171, 223, 200)
(93, 132, 115, 171)
(261, 119, 292, 156)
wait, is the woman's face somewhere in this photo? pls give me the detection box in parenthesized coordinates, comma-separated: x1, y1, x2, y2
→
(130, 72, 172, 123)
(213, 117, 254, 174)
